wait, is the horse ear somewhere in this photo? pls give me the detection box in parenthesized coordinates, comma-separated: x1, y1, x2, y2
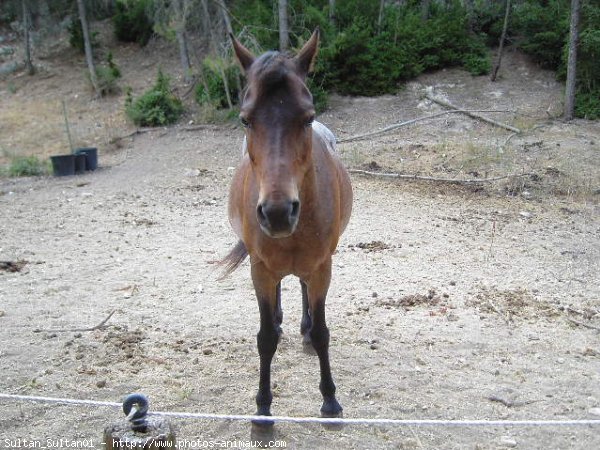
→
(295, 28, 320, 78)
(230, 33, 255, 74)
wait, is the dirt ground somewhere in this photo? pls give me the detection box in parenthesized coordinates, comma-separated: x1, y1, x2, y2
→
(1, 27, 600, 449)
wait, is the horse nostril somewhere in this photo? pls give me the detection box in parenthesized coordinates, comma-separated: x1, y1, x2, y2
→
(257, 204, 268, 226)
(290, 200, 300, 219)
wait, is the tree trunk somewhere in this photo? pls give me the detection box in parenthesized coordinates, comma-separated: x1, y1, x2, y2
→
(220, 1, 233, 36)
(202, 0, 217, 50)
(278, 0, 289, 51)
(329, 0, 336, 27)
(490, 0, 511, 82)
(219, 2, 243, 102)
(421, 0, 431, 21)
(22, 0, 34, 75)
(564, 0, 581, 120)
(219, 64, 233, 110)
(77, 0, 99, 96)
(464, 0, 475, 30)
(201, 0, 233, 110)
(176, 29, 192, 82)
(173, 0, 191, 82)
(200, 0, 212, 45)
(378, 0, 385, 33)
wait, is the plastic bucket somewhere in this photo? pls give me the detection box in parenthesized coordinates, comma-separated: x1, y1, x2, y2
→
(75, 147, 98, 171)
(74, 153, 87, 174)
(50, 154, 76, 177)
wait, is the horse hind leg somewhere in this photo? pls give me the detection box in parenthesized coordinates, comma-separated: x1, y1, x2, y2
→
(300, 280, 316, 354)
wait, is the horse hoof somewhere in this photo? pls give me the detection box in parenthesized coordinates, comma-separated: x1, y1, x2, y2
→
(251, 420, 275, 443)
(320, 402, 344, 430)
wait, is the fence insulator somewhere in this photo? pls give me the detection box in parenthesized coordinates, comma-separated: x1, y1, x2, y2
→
(103, 393, 176, 449)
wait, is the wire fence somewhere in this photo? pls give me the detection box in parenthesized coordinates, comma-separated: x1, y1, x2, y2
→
(2, 393, 600, 427)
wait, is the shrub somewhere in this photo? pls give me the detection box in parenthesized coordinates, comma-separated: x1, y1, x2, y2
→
(113, 0, 154, 46)
(8, 156, 47, 177)
(307, 77, 328, 113)
(95, 52, 122, 96)
(316, 3, 489, 96)
(107, 51, 121, 78)
(513, 0, 599, 119)
(126, 70, 183, 126)
(575, 88, 600, 120)
(463, 53, 491, 76)
(470, 1, 507, 46)
(195, 57, 240, 109)
(512, 0, 569, 70)
(68, 17, 99, 53)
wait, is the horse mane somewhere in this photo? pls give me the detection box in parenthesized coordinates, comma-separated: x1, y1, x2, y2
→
(251, 51, 294, 90)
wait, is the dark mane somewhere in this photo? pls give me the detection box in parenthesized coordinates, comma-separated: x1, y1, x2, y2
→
(251, 51, 294, 90)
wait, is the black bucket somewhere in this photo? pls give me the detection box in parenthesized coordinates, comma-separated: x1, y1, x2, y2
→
(50, 154, 76, 177)
(75, 147, 98, 171)
(74, 153, 87, 174)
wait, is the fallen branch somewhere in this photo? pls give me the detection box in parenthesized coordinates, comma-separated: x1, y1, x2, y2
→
(0, 260, 29, 273)
(425, 93, 521, 133)
(337, 109, 514, 143)
(487, 394, 538, 408)
(110, 127, 164, 143)
(567, 318, 600, 332)
(348, 169, 536, 185)
(34, 310, 116, 333)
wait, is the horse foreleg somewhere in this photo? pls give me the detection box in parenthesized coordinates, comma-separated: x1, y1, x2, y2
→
(275, 281, 283, 339)
(306, 258, 343, 418)
(251, 263, 280, 429)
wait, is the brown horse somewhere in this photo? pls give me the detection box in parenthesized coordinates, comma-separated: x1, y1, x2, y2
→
(222, 29, 352, 428)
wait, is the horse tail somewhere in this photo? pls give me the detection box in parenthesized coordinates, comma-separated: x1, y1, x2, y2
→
(218, 240, 248, 280)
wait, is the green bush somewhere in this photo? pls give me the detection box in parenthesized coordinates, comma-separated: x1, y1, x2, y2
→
(113, 0, 154, 46)
(307, 77, 328, 113)
(126, 70, 183, 126)
(96, 52, 122, 96)
(470, 1, 507, 46)
(463, 53, 491, 76)
(513, 0, 569, 70)
(195, 57, 240, 109)
(107, 51, 121, 78)
(8, 156, 47, 177)
(575, 88, 600, 120)
(513, 0, 599, 119)
(68, 17, 99, 53)
(316, 3, 489, 96)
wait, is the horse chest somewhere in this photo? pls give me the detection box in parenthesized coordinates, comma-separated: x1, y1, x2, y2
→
(253, 234, 330, 278)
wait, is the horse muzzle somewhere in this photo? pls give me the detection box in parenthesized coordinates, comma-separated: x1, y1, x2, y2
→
(256, 198, 300, 238)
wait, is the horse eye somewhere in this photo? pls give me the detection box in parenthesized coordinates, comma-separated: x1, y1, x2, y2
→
(240, 117, 250, 128)
(305, 116, 315, 127)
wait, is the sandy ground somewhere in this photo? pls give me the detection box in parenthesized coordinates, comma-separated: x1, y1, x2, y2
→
(1, 30, 600, 449)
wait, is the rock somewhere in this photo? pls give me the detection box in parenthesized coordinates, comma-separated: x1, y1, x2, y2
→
(202, 348, 213, 355)
(519, 211, 532, 219)
(184, 168, 201, 177)
(589, 407, 600, 417)
(96, 379, 107, 388)
(500, 436, 517, 447)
